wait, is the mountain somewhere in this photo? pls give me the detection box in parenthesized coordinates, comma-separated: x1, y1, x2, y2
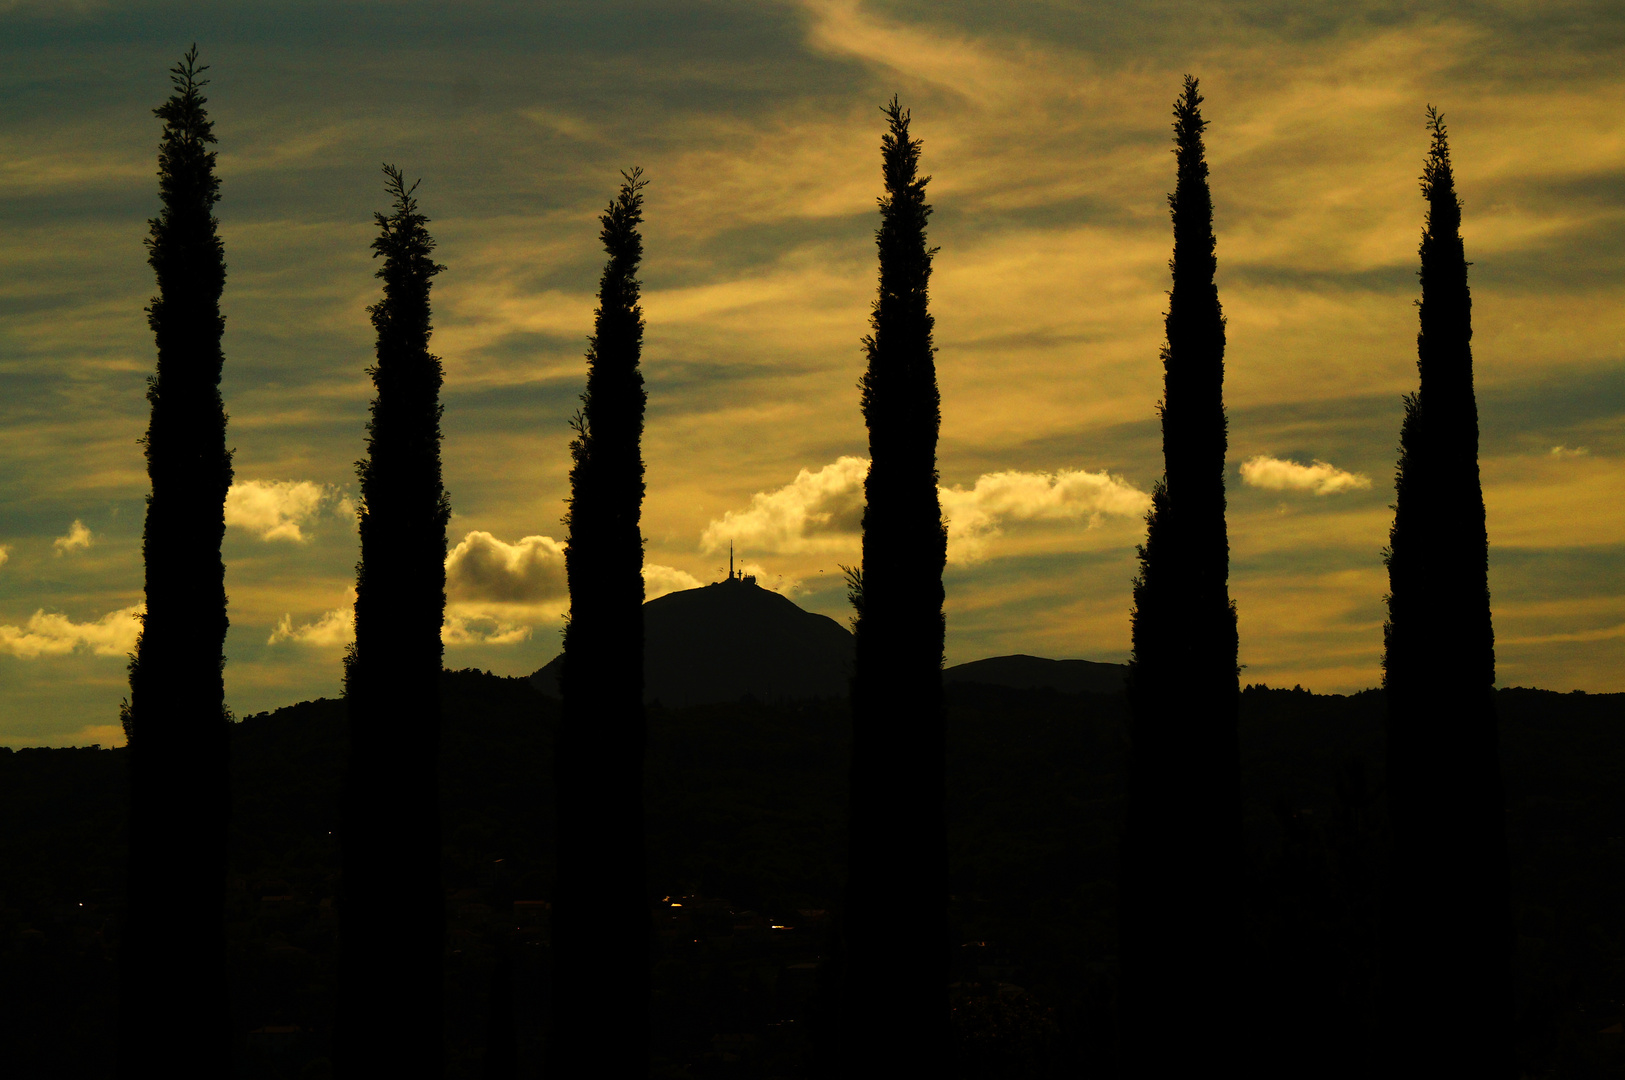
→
(943, 654, 1128, 696)
(530, 575, 855, 706)
(531, 576, 1131, 705)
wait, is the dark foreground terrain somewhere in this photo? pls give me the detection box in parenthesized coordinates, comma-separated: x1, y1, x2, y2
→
(1, 674, 1622, 1077)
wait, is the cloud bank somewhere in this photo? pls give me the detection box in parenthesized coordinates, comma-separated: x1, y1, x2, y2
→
(1240, 456, 1373, 496)
(703, 458, 1150, 564)
(0, 604, 141, 658)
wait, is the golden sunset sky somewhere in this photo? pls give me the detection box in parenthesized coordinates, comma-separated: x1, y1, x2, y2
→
(2, 0, 1621, 746)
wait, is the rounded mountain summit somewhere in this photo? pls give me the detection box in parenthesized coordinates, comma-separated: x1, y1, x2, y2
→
(531, 574, 854, 707)
(529, 573, 1129, 706)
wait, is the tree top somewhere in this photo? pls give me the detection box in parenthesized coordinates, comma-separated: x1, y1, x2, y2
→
(1421, 105, 1456, 203)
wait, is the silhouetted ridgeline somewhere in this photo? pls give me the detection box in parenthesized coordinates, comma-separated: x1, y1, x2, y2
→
(528, 576, 1128, 705)
(2, 676, 1623, 1077)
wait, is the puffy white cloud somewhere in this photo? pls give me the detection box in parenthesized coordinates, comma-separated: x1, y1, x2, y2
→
(268, 602, 354, 648)
(0, 604, 142, 658)
(52, 519, 92, 555)
(446, 531, 568, 603)
(226, 480, 330, 542)
(700, 456, 869, 556)
(643, 564, 703, 600)
(442, 612, 534, 647)
(0, 545, 9, 568)
(1240, 456, 1373, 496)
(702, 458, 1150, 566)
(940, 468, 1152, 563)
(1550, 445, 1589, 459)
(269, 587, 546, 650)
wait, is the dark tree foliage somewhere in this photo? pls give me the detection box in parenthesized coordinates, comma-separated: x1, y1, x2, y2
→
(335, 165, 450, 1079)
(844, 97, 949, 1075)
(117, 45, 235, 1080)
(1382, 109, 1512, 1078)
(552, 168, 650, 1075)
(1120, 76, 1242, 1074)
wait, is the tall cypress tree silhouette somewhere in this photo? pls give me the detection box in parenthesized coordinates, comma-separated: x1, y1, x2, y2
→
(552, 168, 650, 1075)
(844, 97, 948, 1074)
(335, 165, 450, 1079)
(1382, 109, 1511, 1078)
(117, 45, 234, 1079)
(1120, 75, 1241, 1075)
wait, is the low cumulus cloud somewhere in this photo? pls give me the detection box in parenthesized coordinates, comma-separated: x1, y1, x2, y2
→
(1240, 456, 1373, 496)
(445, 529, 702, 635)
(0, 545, 9, 568)
(446, 531, 568, 603)
(702, 458, 1150, 565)
(700, 457, 868, 557)
(939, 469, 1152, 562)
(226, 480, 333, 542)
(53, 520, 92, 555)
(443, 612, 533, 647)
(1550, 445, 1589, 459)
(267, 588, 545, 650)
(644, 564, 703, 600)
(268, 601, 354, 648)
(0, 604, 142, 658)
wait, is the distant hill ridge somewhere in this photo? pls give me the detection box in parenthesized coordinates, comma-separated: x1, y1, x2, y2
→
(529, 577, 1128, 705)
(942, 653, 1128, 696)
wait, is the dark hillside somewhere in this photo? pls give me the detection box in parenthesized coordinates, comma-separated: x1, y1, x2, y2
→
(944, 654, 1129, 695)
(2, 679, 1623, 1077)
(532, 577, 855, 706)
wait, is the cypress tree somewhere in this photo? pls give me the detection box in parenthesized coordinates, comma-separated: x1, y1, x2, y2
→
(117, 45, 234, 1080)
(844, 97, 948, 1074)
(1119, 76, 1241, 1075)
(552, 168, 650, 1074)
(335, 166, 450, 1079)
(1382, 109, 1511, 1077)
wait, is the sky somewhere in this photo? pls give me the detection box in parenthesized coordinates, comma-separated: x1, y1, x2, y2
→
(1, 0, 1621, 747)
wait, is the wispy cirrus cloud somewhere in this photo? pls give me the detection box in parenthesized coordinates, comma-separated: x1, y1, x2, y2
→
(1240, 455, 1373, 496)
